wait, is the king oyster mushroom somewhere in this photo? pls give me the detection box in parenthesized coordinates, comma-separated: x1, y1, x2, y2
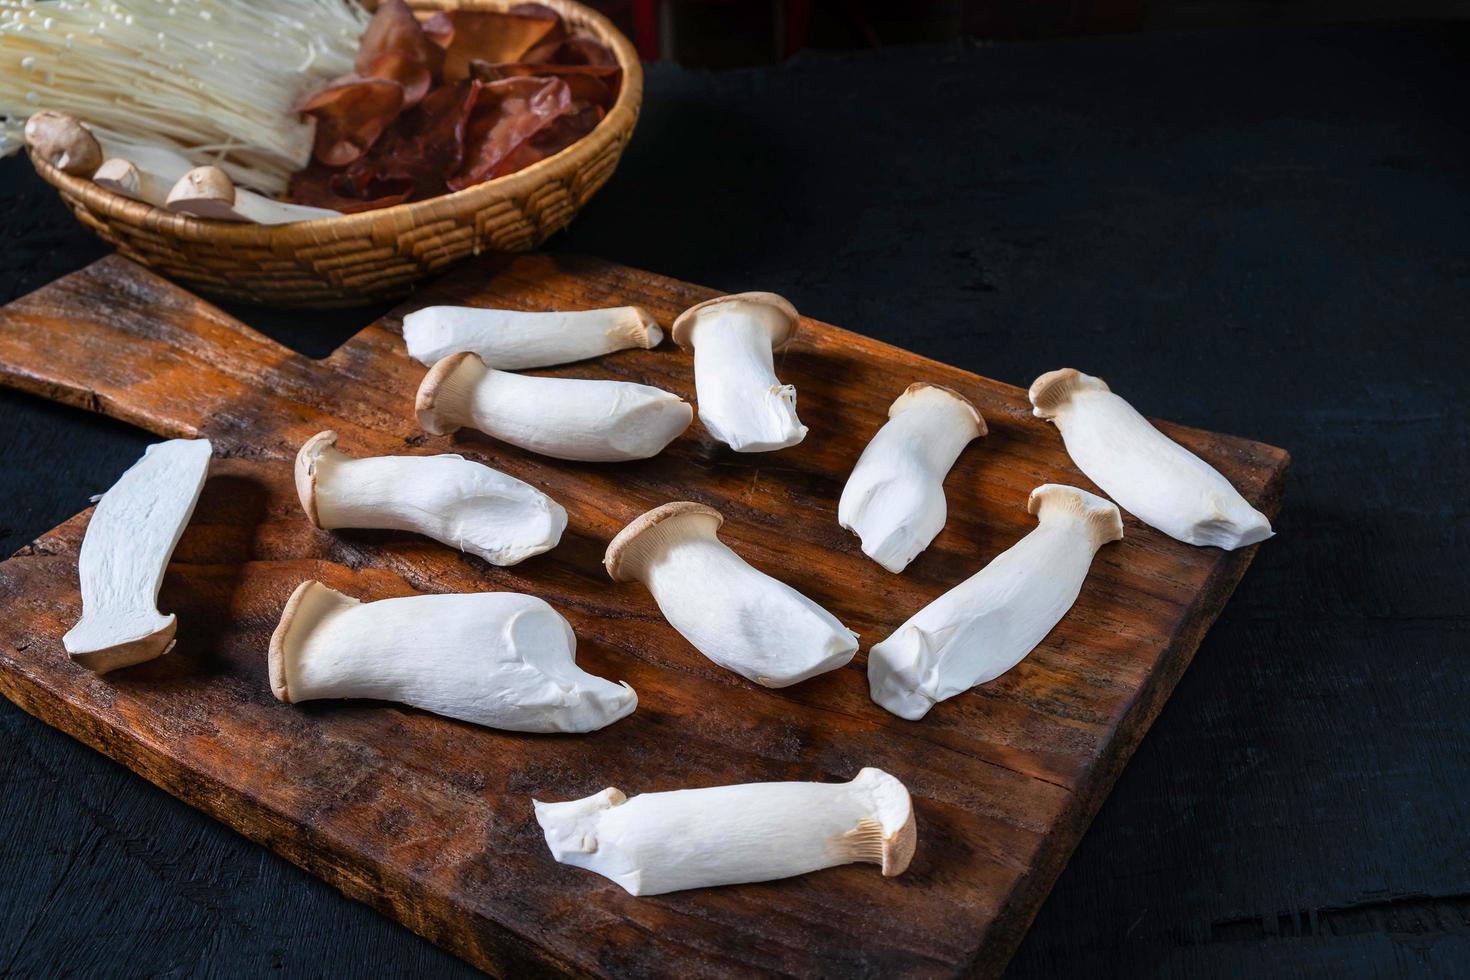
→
(294, 430, 565, 566)
(415, 352, 692, 462)
(671, 292, 808, 452)
(270, 581, 636, 733)
(62, 438, 213, 673)
(839, 382, 986, 573)
(535, 767, 916, 895)
(402, 305, 664, 370)
(1029, 368, 1272, 549)
(868, 484, 1123, 720)
(604, 502, 858, 687)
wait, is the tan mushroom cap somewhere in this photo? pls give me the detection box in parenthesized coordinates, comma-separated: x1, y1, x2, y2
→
(881, 804, 919, 877)
(92, 158, 142, 197)
(625, 305, 663, 345)
(414, 351, 483, 435)
(891, 381, 987, 435)
(603, 501, 725, 582)
(1028, 367, 1110, 419)
(70, 618, 178, 675)
(670, 292, 800, 350)
(165, 165, 242, 220)
(293, 430, 341, 529)
(268, 580, 317, 702)
(1027, 483, 1125, 548)
(268, 580, 358, 703)
(24, 110, 102, 175)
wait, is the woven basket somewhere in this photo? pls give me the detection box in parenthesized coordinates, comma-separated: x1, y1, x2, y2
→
(26, 0, 641, 309)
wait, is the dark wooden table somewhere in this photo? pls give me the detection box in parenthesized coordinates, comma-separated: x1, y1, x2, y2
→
(2, 21, 1466, 978)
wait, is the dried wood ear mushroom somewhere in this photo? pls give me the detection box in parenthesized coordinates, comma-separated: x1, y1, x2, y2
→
(63, 439, 213, 673)
(604, 502, 858, 687)
(270, 581, 636, 733)
(535, 767, 916, 895)
(1030, 368, 1272, 549)
(289, 0, 620, 212)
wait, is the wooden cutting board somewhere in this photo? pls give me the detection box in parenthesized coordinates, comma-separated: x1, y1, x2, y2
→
(0, 253, 1287, 978)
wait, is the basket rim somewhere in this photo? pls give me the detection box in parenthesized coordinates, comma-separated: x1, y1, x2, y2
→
(27, 0, 642, 246)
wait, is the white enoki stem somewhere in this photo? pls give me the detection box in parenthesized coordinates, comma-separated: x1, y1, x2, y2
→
(272, 583, 637, 734)
(0, 0, 368, 193)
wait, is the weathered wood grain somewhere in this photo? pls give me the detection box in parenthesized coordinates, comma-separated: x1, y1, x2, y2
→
(0, 253, 1286, 978)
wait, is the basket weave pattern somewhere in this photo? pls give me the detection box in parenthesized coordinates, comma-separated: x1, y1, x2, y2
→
(27, 0, 641, 309)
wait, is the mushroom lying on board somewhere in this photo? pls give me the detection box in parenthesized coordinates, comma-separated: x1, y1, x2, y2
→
(402, 305, 664, 370)
(294, 430, 565, 566)
(868, 484, 1123, 720)
(269, 581, 636, 733)
(165, 165, 340, 224)
(839, 382, 986, 574)
(672, 292, 808, 453)
(604, 502, 858, 687)
(535, 767, 916, 896)
(63, 439, 213, 673)
(415, 352, 692, 462)
(1029, 368, 1273, 550)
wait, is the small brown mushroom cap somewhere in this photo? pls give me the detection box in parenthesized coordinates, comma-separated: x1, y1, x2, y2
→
(603, 501, 725, 582)
(890, 381, 987, 436)
(670, 292, 800, 350)
(414, 351, 485, 435)
(293, 430, 341, 529)
(165, 165, 248, 221)
(24, 110, 102, 175)
(92, 158, 142, 197)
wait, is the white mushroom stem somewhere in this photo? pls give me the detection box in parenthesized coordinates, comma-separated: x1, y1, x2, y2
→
(164, 165, 339, 224)
(535, 767, 916, 896)
(604, 502, 858, 687)
(415, 352, 692, 462)
(671, 292, 807, 452)
(838, 383, 986, 574)
(1030, 369, 1273, 549)
(269, 582, 637, 734)
(402, 305, 664, 370)
(868, 484, 1123, 720)
(294, 431, 566, 567)
(62, 439, 213, 673)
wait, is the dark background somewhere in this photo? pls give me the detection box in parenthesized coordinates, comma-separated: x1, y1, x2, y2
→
(3, 18, 1469, 979)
